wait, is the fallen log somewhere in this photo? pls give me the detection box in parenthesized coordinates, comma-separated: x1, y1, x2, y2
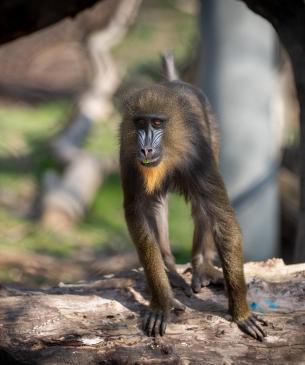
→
(0, 259, 305, 364)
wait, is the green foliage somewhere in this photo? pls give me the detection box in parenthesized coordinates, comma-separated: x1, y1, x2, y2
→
(0, 102, 68, 157)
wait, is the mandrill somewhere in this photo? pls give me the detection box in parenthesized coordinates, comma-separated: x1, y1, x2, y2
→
(119, 52, 267, 341)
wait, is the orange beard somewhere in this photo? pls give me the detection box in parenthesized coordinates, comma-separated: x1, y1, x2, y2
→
(138, 161, 167, 194)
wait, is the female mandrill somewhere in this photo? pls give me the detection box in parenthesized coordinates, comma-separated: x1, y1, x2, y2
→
(119, 52, 267, 341)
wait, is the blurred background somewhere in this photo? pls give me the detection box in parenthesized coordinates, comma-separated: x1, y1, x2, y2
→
(0, 0, 300, 288)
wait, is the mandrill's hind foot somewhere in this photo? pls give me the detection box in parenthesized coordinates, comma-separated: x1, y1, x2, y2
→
(236, 313, 267, 342)
(192, 261, 224, 293)
(167, 270, 192, 297)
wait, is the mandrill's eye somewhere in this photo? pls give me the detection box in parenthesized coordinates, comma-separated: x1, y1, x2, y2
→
(134, 118, 146, 128)
(152, 119, 163, 128)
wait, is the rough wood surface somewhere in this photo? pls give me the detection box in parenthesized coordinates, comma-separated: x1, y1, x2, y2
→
(0, 259, 305, 364)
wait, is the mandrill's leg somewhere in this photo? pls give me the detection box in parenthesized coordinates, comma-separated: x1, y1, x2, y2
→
(155, 195, 192, 296)
(124, 194, 185, 337)
(191, 213, 224, 293)
(199, 167, 267, 341)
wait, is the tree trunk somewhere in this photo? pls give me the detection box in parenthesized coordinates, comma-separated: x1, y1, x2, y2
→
(238, 0, 305, 262)
(0, 259, 305, 364)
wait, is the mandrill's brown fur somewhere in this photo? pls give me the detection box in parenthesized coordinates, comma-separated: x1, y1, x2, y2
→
(119, 54, 267, 341)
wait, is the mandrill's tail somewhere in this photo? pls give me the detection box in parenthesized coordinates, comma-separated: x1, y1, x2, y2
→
(161, 50, 179, 82)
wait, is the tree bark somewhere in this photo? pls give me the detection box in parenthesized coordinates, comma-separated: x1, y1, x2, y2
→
(0, 259, 305, 364)
(237, 0, 305, 262)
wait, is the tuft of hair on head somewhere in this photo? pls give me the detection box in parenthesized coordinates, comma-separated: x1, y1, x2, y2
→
(161, 50, 179, 82)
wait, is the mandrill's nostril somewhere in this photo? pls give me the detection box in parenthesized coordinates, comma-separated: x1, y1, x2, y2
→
(141, 147, 154, 158)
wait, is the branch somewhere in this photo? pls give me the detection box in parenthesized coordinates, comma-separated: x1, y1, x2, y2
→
(0, 0, 103, 45)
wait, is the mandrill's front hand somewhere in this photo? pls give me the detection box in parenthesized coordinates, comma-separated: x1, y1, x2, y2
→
(142, 297, 185, 336)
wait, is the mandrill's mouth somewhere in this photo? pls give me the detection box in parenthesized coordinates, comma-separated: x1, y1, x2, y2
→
(140, 156, 161, 167)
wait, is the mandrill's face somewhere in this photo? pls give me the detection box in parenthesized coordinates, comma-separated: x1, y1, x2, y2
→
(133, 113, 167, 168)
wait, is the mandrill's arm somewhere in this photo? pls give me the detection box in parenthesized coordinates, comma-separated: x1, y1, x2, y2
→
(122, 170, 184, 336)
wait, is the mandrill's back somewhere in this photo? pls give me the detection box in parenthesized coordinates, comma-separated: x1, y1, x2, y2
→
(163, 80, 220, 164)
